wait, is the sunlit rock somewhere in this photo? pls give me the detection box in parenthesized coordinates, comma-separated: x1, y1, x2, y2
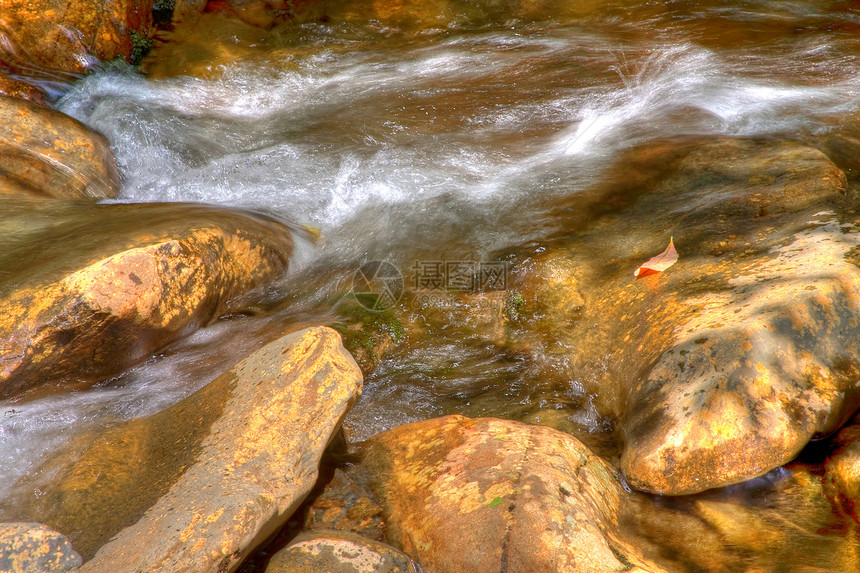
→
(0, 198, 293, 399)
(517, 136, 860, 494)
(0, 95, 119, 199)
(2, 327, 362, 571)
(621, 217, 860, 493)
(605, 138, 860, 494)
(356, 415, 667, 573)
(0, 522, 81, 572)
(265, 529, 418, 573)
(0, 0, 154, 74)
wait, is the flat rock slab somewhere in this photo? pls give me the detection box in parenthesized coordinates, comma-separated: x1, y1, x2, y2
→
(3, 326, 362, 571)
(0, 96, 119, 199)
(0, 198, 293, 399)
(265, 529, 417, 573)
(0, 522, 81, 572)
(357, 415, 666, 573)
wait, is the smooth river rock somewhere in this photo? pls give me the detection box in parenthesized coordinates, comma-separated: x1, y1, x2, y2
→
(2, 327, 362, 571)
(0, 522, 81, 572)
(357, 415, 666, 573)
(0, 0, 153, 74)
(0, 198, 293, 400)
(518, 136, 860, 494)
(265, 529, 418, 573)
(0, 95, 119, 199)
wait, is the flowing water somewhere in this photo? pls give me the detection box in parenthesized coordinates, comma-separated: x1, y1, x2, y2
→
(4, 0, 860, 567)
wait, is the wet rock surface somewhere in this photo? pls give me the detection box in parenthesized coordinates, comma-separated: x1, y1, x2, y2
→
(2, 327, 362, 571)
(0, 0, 154, 74)
(0, 198, 293, 400)
(508, 136, 860, 494)
(0, 95, 119, 199)
(0, 522, 81, 572)
(353, 415, 665, 573)
(824, 413, 860, 522)
(0, 77, 45, 105)
(264, 529, 417, 573)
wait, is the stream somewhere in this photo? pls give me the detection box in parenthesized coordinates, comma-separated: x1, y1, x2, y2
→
(4, 0, 860, 567)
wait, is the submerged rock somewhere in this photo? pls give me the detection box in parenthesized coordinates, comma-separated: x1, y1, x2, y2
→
(356, 415, 665, 573)
(0, 522, 81, 572)
(0, 198, 293, 400)
(627, 463, 860, 572)
(824, 413, 860, 522)
(0, 96, 119, 199)
(265, 529, 417, 573)
(0, 0, 154, 73)
(2, 327, 362, 571)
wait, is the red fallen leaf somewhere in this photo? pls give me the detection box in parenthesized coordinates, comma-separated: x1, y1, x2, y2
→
(634, 237, 678, 278)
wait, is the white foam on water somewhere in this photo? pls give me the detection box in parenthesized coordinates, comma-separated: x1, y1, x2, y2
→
(7, 13, 860, 497)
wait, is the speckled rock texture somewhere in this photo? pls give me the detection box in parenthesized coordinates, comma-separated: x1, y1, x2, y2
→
(0, 522, 81, 572)
(265, 529, 417, 573)
(358, 415, 667, 573)
(0, 0, 153, 73)
(520, 136, 860, 494)
(0, 77, 45, 105)
(0, 199, 293, 399)
(2, 327, 362, 571)
(607, 139, 860, 494)
(0, 95, 119, 199)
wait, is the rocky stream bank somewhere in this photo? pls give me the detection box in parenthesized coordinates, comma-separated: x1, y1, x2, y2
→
(3, 1, 860, 572)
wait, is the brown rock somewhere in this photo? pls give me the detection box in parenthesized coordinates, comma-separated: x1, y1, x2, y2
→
(0, 198, 293, 399)
(0, 0, 154, 74)
(3, 327, 362, 571)
(301, 468, 386, 540)
(620, 215, 860, 494)
(0, 95, 119, 198)
(358, 415, 666, 573)
(171, 0, 209, 26)
(824, 414, 860, 521)
(525, 136, 859, 494)
(0, 76, 45, 106)
(223, 0, 325, 29)
(265, 529, 417, 573)
(0, 522, 81, 572)
(626, 465, 860, 572)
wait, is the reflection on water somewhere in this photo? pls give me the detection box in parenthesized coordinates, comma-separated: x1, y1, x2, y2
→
(4, 0, 860, 567)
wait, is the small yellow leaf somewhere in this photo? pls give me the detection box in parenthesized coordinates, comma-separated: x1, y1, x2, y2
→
(634, 237, 678, 278)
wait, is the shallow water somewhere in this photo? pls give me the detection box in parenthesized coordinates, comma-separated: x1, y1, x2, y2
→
(4, 0, 860, 566)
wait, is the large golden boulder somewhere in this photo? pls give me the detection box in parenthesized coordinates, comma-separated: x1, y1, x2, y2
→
(3, 327, 362, 572)
(0, 96, 119, 199)
(357, 415, 665, 573)
(0, 198, 293, 399)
